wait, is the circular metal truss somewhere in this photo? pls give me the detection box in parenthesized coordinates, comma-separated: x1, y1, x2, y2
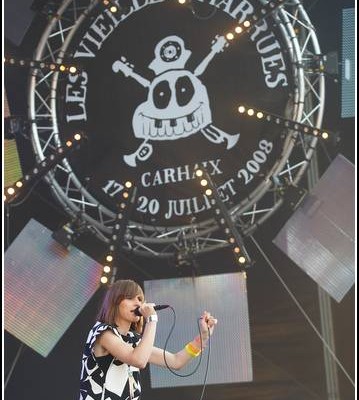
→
(28, 0, 325, 258)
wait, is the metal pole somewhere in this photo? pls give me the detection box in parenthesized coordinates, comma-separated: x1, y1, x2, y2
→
(307, 152, 340, 400)
(5, 342, 25, 389)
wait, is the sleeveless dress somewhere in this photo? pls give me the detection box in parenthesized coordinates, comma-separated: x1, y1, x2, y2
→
(79, 321, 142, 400)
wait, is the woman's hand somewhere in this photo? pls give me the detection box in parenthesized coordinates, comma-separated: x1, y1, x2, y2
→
(199, 311, 218, 339)
(137, 302, 157, 319)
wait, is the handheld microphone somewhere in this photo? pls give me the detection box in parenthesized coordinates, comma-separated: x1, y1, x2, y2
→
(134, 304, 170, 316)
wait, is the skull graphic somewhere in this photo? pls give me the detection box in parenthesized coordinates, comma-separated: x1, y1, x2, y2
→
(112, 34, 239, 167)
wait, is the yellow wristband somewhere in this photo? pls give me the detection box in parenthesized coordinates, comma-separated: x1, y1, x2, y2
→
(185, 342, 201, 358)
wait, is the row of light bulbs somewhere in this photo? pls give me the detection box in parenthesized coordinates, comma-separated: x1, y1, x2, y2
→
(237, 105, 330, 139)
(195, 169, 249, 267)
(4, 56, 79, 75)
(4, 133, 84, 204)
(100, 181, 133, 284)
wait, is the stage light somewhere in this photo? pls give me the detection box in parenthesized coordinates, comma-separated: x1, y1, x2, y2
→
(123, 191, 129, 198)
(235, 26, 243, 34)
(195, 169, 204, 177)
(106, 254, 113, 262)
(66, 140, 72, 147)
(101, 276, 108, 284)
(7, 187, 15, 195)
(238, 256, 247, 264)
(247, 108, 254, 116)
(234, 247, 241, 253)
(200, 179, 208, 187)
(103, 265, 111, 273)
(52, 223, 75, 249)
(125, 181, 132, 188)
(226, 33, 234, 40)
(15, 181, 23, 188)
(205, 188, 213, 196)
(102, 0, 120, 13)
(256, 112, 264, 119)
(243, 20, 250, 28)
(238, 106, 245, 113)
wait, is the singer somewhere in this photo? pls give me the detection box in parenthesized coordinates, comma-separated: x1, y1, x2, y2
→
(79, 279, 217, 400)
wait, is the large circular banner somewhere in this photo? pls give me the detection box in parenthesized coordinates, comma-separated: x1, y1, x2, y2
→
(58, 0, 292, 226)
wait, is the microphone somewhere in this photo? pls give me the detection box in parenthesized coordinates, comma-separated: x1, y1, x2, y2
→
(134, 305, 170, 316)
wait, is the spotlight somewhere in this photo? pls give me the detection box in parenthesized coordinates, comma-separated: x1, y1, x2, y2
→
(51, 223, 74, 249)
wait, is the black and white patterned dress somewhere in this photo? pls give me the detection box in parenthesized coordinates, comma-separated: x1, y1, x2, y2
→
(79, 322, 142, 400)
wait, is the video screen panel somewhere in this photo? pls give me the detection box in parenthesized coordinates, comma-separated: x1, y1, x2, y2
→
(144, 272, 253, 388)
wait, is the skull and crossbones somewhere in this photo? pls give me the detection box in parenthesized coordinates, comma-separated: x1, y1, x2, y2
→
(112, 35, 240, 167)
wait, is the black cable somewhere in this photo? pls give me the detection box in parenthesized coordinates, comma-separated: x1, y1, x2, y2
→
(160, 308, 212, 400)
(162, 307, 204, 377)
(197, 328, 211, 400)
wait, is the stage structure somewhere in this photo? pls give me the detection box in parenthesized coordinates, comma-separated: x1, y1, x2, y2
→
(27, 0, 326, 258)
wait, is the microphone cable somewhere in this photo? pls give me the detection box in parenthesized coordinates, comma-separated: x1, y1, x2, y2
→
(161, 307, 212, 400)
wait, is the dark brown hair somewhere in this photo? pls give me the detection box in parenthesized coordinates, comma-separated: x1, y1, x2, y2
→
(97, 280, 144, 333)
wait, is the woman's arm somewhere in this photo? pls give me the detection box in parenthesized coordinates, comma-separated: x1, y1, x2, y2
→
(149, 311, 217, 370)
(98, 320, 157, 369)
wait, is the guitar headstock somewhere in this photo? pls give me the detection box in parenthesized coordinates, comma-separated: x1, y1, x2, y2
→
(211, 35, 229, 53)
(112, 57, 134, 77)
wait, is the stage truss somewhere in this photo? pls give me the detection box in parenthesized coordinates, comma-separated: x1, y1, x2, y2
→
(28, 0, 325, 258)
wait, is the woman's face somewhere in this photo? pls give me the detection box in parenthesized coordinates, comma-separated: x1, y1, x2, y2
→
(118, 294, 143, 322)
